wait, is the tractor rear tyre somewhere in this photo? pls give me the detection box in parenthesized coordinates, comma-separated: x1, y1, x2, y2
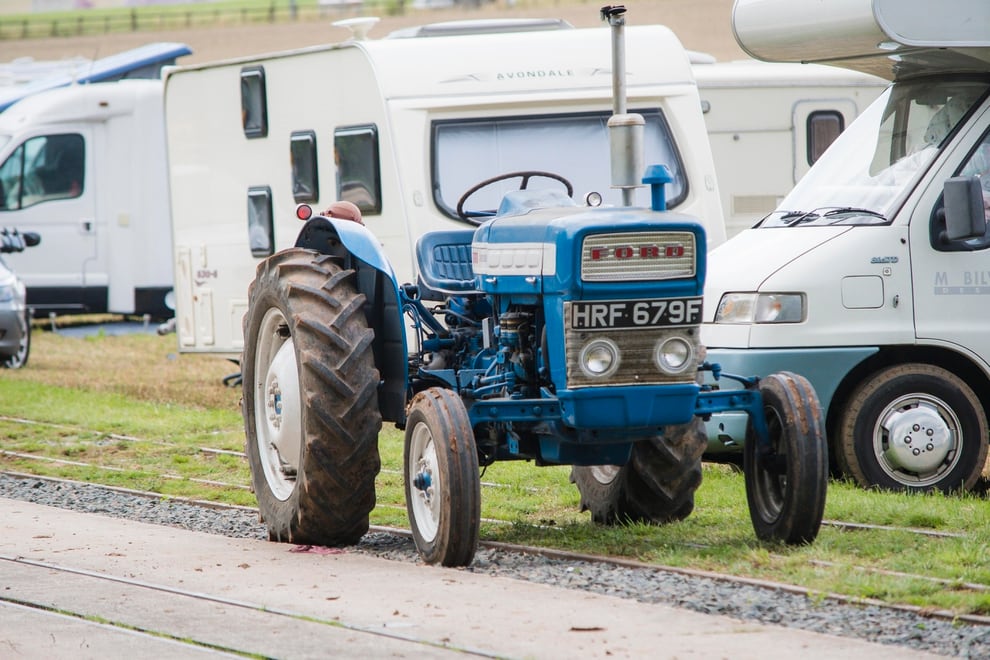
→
(571, 418, 707, 525)
(242, 248, 382, 547)
(744, 371, 827, 545)
(404, 387, 481, 567)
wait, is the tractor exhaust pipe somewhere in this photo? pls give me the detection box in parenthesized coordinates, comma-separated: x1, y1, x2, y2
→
(603, 5, 644, 208)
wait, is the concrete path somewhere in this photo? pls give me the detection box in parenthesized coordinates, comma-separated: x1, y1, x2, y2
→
(0, 498, 942, 659)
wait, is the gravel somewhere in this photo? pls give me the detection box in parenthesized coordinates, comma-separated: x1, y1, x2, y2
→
(2, 473, 987, 658)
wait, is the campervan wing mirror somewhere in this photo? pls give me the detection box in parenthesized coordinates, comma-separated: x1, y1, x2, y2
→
(943, 176, 986, 241)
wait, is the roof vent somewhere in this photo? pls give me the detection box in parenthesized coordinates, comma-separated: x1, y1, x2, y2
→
(333, 17, 381, 41)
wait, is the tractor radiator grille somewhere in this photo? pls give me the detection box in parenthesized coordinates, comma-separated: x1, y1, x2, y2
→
(580, 231, 695, 282)
(564, 326, 700, 388)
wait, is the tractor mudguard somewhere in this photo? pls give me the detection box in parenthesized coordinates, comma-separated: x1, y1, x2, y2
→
(294, 215, 399, 280)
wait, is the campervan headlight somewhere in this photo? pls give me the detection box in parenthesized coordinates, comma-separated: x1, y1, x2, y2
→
(715, 293, 805, 324)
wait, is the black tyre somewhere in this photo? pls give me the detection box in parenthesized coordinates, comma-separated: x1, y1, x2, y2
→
(404, 387, 481, 567)
(1, 308, 29, 369)
(837, 364, 988, 493)
(744, 371, 827, 545)
(242, 248, 382, 546)
(571, 418, 707, 525)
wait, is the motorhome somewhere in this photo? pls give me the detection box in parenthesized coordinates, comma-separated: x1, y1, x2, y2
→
(0, 42, 191, 112)
(0, 79, 174, 318)
(702, 0, 990, 493)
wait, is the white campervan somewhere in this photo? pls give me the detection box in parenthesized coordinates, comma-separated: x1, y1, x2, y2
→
(164, 19, 728, 358)
(0, 79, 174, 318)
(702, 0, 990, 493)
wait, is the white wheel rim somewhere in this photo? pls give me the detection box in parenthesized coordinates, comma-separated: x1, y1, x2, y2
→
(253, 308, 302, 501)
(874, 394, 959, 488)
(408, 421, 441, 543)
(589, 464, 621, 485)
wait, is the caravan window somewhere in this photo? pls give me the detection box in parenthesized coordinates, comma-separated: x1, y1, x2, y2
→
(334, 125, 381, 215)
(247, 186, 274, 257)
(241, 66, 268, 139)
(290, 130, 319, 203)
(431, 110, 686, 220)
(0, 133, 85, 211)
(806, 111, 844, 165)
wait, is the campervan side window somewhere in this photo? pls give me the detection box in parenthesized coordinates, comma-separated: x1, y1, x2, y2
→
(334, 125, 381, 215)
(241, 66, 268, 139)
(290, 130, 319, 203)
(0, 133, 85, 211)
(247, 186, 274, 257)
(431, 110, 686, 220)
(807, 111, 844, 165)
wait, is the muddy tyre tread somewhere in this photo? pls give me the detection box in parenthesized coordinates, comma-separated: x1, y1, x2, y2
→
(243, 248, 382, 546)
(571, 418, 707, 525)
(744, 371, 828, 545)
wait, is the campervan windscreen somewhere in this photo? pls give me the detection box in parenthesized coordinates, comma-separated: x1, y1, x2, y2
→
(760, 78, 990, 229)
(432, 109, 686, 219)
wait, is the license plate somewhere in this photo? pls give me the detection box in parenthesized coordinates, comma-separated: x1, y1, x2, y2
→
(570, 298, 702, 330)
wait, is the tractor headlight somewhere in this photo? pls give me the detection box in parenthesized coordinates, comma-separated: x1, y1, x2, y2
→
(714, 293, 805, 324)
(579, 338, 620, 378)
(655, 336, 694, 374)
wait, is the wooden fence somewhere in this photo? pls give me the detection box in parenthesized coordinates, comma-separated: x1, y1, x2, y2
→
(0, 2, 407, 40)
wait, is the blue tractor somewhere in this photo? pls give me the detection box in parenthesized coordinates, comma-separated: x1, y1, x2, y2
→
(239, 6, 829, 567)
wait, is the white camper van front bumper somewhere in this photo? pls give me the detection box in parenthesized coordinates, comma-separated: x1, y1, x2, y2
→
(701, 346, 879, 454)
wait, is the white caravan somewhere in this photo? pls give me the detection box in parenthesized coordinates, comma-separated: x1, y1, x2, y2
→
(164, 19, 727, 358)
(702, 0, 990, 493)
(0, 79, 174, 318)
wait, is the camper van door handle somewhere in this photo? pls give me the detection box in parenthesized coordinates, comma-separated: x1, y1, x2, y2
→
(80, 219, 93, 233)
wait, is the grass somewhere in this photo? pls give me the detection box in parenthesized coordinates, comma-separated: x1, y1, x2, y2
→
(2, 320, 990, 617)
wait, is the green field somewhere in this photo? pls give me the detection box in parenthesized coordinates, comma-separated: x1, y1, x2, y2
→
(1, 324, 989, 618)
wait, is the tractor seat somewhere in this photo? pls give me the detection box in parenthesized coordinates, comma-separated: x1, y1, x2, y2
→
(415, 229, 477, 297)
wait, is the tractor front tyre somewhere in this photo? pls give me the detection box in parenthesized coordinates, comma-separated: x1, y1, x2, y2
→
(242, 248, 382, 547)
(571, 418, 707, 525)
(404, 387, 481, 567)
(744, 371, 828, 545)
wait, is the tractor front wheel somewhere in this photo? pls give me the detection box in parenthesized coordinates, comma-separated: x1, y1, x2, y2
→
(571, 418, 707, 525)
(404, 387, 481, 567)
(744, 371, 828, 545)
(242, 248, 382, 547)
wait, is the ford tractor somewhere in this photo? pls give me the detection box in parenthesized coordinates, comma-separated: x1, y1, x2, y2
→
(240, 6, 829, 567)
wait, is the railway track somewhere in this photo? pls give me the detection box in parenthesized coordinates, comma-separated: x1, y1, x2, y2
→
(3, 416, 990, 658)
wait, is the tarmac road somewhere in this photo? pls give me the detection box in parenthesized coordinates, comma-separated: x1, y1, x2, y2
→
(0, 498, 943, 659)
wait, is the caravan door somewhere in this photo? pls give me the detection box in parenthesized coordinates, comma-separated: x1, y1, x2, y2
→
(0, 127, 101, 314)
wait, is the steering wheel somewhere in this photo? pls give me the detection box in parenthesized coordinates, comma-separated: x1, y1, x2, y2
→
(456, 171, 574, 224)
